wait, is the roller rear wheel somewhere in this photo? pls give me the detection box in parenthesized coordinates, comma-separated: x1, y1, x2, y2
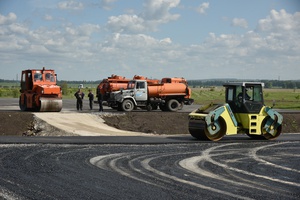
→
(261, 116, 282, 140)
(19, 96, 27, 111)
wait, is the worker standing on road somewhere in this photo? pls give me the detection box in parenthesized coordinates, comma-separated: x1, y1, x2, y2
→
(88, 89, 94, 110)
(74, 89, 85, 110)
(96, 87, 103, 112)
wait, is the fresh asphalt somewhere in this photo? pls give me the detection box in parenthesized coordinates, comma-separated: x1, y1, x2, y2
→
(0, 98, 299, 200)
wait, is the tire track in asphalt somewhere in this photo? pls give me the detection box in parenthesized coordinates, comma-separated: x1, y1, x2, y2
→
(91, 152, 252, 199)
(90, 142, 300, 199)
(250, 142, 300, 173)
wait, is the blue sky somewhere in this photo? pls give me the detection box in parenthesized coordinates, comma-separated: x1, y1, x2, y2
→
(0, 0, 299, 81)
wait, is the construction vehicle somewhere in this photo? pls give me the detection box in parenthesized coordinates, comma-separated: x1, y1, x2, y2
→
(107, 78, 194, 112)
(188, 82, 283, 141)
(97, 74, 160, 101)
(97, 74, 130, 101)
(19, 67, 62, 112)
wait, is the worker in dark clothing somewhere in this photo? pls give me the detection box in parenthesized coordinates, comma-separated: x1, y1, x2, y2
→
(96, 87, 103, 112)
(88, 89, 94, 110)
(74, 89, 84, 110)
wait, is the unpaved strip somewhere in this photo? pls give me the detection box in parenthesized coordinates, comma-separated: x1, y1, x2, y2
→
(34, 112, 146, 136)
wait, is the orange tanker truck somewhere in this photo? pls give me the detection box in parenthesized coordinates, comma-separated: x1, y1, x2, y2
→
(107, 78, 194, 112)
(19, 67, 62, 112)
(97, 74, 160, 101)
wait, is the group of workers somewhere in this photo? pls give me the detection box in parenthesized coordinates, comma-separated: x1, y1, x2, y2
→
(74, 87, 104, 111)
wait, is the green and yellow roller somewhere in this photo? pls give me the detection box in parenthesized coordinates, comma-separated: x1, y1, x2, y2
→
(188, 82, 283, 141)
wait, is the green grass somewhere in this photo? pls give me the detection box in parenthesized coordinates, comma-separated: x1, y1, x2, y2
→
(1, 82, 299, 110)
(191, 87, 300, 110)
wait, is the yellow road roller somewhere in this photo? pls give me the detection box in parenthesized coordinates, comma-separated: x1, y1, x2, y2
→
(188, 82, 283, 141)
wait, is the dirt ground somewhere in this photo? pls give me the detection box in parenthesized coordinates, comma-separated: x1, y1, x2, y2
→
(0, 111, 299, 136)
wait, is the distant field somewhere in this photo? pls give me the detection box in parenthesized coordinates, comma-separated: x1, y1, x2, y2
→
(1, 82, 299, 109)
(191, 87, 300, 110)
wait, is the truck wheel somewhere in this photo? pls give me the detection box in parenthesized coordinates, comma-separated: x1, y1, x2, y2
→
(146, 105, 152, 111)
(151, 104, 158, 110)
(159, 104, 167, 111)
(115, 103, 123, 111)
(121, 99, 134, 112)
(167, 99, 180, 112)
(178, 102, 184, 110)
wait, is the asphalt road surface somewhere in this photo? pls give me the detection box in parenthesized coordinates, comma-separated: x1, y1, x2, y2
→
(0, 142, 299, 199)
(0, 98, 299, 199)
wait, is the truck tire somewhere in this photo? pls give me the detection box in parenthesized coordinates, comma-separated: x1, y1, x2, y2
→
(159, 104, 167, 111)
(146, 104, 152, 111)
(121, 99, 134, 112)
(167, 99, 180, 112)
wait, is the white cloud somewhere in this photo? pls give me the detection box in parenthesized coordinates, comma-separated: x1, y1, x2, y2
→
(142, 0, 180, 21)
(0, 13, 17, 25)
(196, 2, 209, 14)
(1, 6, 299, 80)
(160, 37, 172, 44)
(106, 0, 180, 33)
(8, 23, 29, 34)
(100, 0, 117, 10)
(44, 14, 53, 21)
(257, 9, 300, 32)
(231, 18, 248, 29)
(107, 15, 146, 33)
(58, 1, 84, 10)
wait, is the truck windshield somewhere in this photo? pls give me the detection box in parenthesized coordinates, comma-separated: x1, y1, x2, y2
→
(34, 72, 42, 81)
(127, 81, 135, 89)
(45, 72, 55, 82)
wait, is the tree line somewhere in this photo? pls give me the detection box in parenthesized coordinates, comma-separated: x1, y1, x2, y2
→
(1, 79, 300, 89)
(187, 79, 300, 89)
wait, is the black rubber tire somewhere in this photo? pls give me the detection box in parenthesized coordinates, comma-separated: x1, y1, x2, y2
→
(121, 99, 134, 112)
(159, 104, 167, 111)
(19, 96, 27, 111)
(146, 105, 152, 111)
(188, 119, 210, 140)
(167, 99, 180, 112)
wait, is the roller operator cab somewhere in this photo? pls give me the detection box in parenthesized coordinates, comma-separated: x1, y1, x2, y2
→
(19, 67, 62, 112)
(188, 82, 283, 141)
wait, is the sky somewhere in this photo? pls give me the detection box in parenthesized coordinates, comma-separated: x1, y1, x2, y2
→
(0, 0, 299, 81)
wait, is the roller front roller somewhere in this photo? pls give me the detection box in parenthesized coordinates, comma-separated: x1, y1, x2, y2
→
(39, 98, 62, 112)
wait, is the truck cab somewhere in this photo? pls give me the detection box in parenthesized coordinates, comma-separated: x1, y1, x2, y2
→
(127, 80, 148, 102)
(108, 80, 149, 111)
